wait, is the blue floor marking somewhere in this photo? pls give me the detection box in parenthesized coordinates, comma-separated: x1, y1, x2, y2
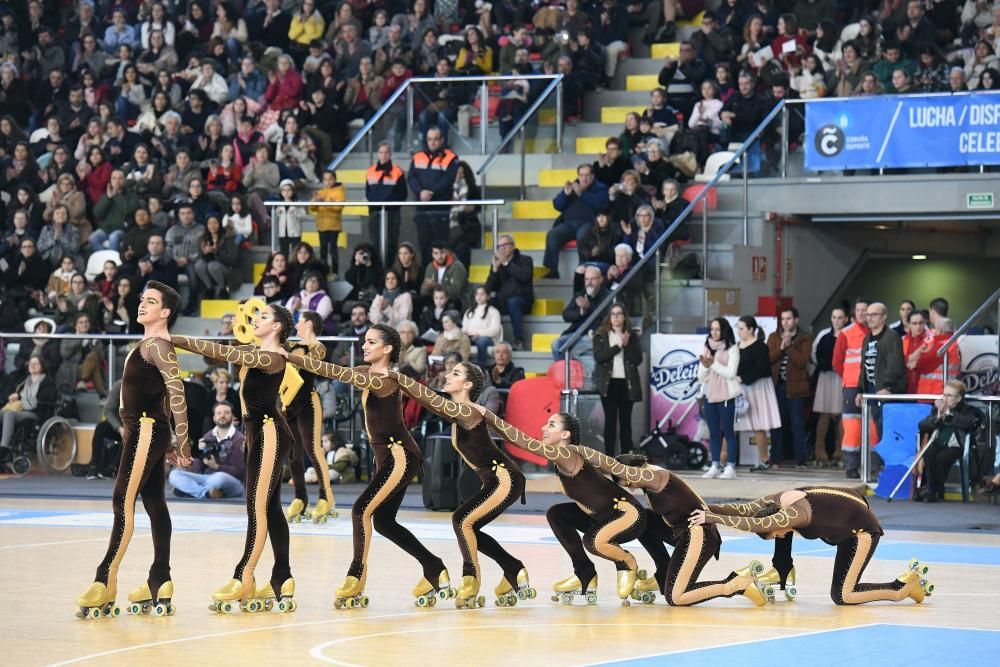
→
(591, 624, 1000, 666)
(717, 536, 1000, 566)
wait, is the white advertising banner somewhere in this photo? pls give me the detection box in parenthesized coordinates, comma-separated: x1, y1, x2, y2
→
(649, 334, 704, 438)
(958, 335, 998, 395)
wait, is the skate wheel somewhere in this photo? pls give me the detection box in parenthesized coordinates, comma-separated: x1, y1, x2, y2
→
(330, 510, 339, 518)
(922, 580, 934, 595)
(476, 595, 485, 608)
(559, 593, 573, 605)
(642, 593, 655, 604)
(223, 601, 233, 613)
(167, 603, 175, 616)
(108, 604, 121, 617)
(749, 560, 765, 576)
(527, 588, 536, 599)
(636, 569, 648, 579)
(359, 595, 369, 607)
(785, 585, 798, 600)
(154, 604, 166, 616)
(586, 593, 598, 605)
(416, 596, 427, 608)
(128, 603, 142, 615)
(762, 584, 775, 598)
(88, 607, 101, 619)
(345, 598, 355, 609)
(517, 589, 526, 600)
(496, 595, 507, 607)
(277, 600, 288, 613)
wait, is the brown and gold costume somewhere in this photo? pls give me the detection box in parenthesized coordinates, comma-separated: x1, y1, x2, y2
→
(389, 369, 526, 584)
(283, 354, 445, 586)
(172, 337, 293, 595)
(93, 338, 189, 598)
(574, 447, 760, 606)
(285, 342, 335, 513)
(704, 487, 913, 605)
(481, 413, 645, 592)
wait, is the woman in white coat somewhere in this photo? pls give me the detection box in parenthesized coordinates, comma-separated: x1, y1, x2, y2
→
(698, 317, 741, 480)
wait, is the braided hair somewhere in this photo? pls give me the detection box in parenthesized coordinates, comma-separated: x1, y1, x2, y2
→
(616, 453, 648, 468)
(370, 323, 401, 362)
(555, 412, 582, 445)
(459, 362, 486, 401)
(269, 304, 295, 343)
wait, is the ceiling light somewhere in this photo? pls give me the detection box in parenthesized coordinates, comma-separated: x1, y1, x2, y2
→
(912, 254, 927, 260)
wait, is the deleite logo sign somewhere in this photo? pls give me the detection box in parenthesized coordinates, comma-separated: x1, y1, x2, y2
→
(961, 353, 999, 395)
(651, 349, 700, 401)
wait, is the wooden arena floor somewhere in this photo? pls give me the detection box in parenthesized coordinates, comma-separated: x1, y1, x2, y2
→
(2, 496, 999, 666)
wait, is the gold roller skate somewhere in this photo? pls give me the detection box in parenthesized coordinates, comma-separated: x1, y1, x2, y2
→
(758, 567, 797, 603)
(630, 574, 660, 605)
(286, 498, 307, 523)
(127, 581, 175, 616)
(311, 498, 338, 523)
(551, 574, 598, 606)
(255, 578, 297, 613)
(898, 560, 933, 602)
(495, 568, 537, 607)
(455, 576, 486, 609)
(209, 578, 259, 614)
(413, 569, 455, 607)
(741, 578, 767, 606)
(76, 581, 120, 620)
(333, 573, 369, 609)
(617, 570, 638, 607)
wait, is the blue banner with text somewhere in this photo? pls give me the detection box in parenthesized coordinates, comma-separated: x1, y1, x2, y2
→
(804, 92, 1000, 170)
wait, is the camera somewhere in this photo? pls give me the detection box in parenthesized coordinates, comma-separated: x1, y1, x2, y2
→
(556, 30, 570, 45)
(200, 438, 222, 458)
(360, 252, 370, 263)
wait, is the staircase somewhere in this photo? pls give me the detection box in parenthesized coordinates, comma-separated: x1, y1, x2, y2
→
(171, 11, 763, 374)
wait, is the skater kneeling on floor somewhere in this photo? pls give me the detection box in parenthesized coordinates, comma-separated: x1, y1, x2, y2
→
(168, 402, 245, 499)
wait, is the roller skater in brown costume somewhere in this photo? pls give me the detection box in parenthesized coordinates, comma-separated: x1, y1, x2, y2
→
(378, 362, 535, 608)
(572, 450, 767, 606)
(172, 304, 299, 614)
(76, 281, 190, 619)
(474, 408, 646, 606)
(284, 311, 337, 524)
(282, 323, 452, 609)
(690, 486, 933, 605)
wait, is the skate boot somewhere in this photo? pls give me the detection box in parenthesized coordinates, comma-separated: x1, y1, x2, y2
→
(255, 578, 297, 612)
(127, 581, 175, 616)
(898, 565, 933, 603)
(495, 567, 537, 607)
(734, 559, 765, 578)
(630, 576, 660, 604)
(286, 498, 307, 523)
(741, 578, 767, 606)
(413, 569, 455, 607)
(333, 573, 369, 609)
(759, 567, 797, 602)
(209, 578, 258, 614)
(311, 498, 338, 523)
(551, 574, 598, 606)
(455, 575, 486, 609)
(617, 569, 638, 607)
(76, 581, 120, 619)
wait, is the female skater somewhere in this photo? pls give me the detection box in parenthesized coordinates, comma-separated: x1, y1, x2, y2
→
(381, 362, 534, 608)
(473, 406, 645, 606)
(171, 304, 299, 614)
(689, 487, 933, 605)
(283, 323, 452, 608)
(570, 448, 767, 606)
(284, 311, 337, 524)
(76, 281, 190, 619)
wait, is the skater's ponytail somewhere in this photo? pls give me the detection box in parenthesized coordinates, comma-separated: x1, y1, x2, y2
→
(555, 412, 582, 446)
(616, 453, 648, 468)
(459, 362, 486, 401)
(370, 323, 401, 362)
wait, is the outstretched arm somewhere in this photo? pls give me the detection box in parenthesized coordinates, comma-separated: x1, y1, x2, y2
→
(569, 445, 661, 488)
(171, 336, 284, 373)
(692, 499, 812, 535)
(141, 338, 190, 461)
(285, 352, 388, 394)
(386, 368, 478, 428)
(474, 404, 581, 474)
(706, 493, 783, 517)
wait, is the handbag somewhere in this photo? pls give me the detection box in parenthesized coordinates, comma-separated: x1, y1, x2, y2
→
(2, 399, 23, 412)
(734, 387, 751, 422)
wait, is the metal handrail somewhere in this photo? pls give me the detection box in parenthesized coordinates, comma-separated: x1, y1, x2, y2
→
(937, 285, 1000, 356)
(859, 392, 1000, 484)
(476, 74, 565, 182)
(326, 73, 563, 172)
(556, 100, 789, 389)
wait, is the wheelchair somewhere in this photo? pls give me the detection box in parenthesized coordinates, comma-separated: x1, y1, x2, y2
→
(1, 396, 79, 477)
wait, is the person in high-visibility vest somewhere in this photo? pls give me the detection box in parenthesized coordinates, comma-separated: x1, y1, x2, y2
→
(832, 298, 870, 479)
(913, 318, 960, 396)
(902, 309, 931, 394)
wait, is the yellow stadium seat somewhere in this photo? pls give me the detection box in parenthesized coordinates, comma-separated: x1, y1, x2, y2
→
(538, 109, 557, 125)
(484, 231, 547, 250)
(531, 333, 560, 352)
(253, 262, 265, 284)
(650, 42, 681, 59)
(469, 265, 548, 282)
(343, 205, 369, 215)
(575, 136, 608, 154)
(530, 299, 564, 316)
(201, 300, 239, 319)
(301, 231, 319, 247)
(626, 74, 660, 91)
(336, 169, 366, 185)
(600, 106, 642, 124)
(538, 169, 579, 187)
(513, 200, 558, 219)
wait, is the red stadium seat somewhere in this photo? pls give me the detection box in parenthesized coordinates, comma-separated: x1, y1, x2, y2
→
(501, 377, 561, 466)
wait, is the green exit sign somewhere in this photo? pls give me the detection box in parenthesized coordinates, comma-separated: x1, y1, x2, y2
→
(967, 193, 994, 209)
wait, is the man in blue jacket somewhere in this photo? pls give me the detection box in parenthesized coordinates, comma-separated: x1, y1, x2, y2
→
(543, 163, 609, 279)
(408, 128, 459, 263)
